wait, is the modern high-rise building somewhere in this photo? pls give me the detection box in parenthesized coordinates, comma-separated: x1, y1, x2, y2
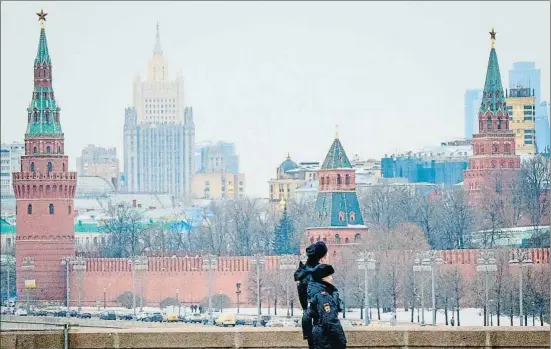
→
(13, 12, 77, 301)
(76, 144, 120, 188)
(464, 89, 483, 139)
(199, 141, 239, 174)
(123, 24, 195, 199)
(505, 87, 537, 155)
(464, 30, 520, 200)
(508, 61, 550, 153)
(0, 143, 24, 198)
(509, 62, 541, 104)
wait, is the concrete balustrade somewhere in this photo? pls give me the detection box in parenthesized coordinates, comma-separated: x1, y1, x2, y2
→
(1, 327, 549, 349)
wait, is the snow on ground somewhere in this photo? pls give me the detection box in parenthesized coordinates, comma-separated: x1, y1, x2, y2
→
(77, 305, 547, 327)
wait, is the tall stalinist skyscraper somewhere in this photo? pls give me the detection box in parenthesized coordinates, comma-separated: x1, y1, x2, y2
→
(124, 23, 195, 199)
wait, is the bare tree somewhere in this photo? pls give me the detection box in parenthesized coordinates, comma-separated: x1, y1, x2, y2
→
(518, 155, 550, 231)
(101, 202, 149, 258)
(440, 188, 473, 249)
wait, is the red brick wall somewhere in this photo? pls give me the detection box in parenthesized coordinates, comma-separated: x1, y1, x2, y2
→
(71, 248, 549, 307)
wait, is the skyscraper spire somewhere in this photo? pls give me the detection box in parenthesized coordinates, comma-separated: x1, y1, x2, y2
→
(154, 21, 163, 56)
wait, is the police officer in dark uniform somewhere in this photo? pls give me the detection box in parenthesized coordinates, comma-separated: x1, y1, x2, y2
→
(294, 241, 328, 349)
(306, 264, 347, 349)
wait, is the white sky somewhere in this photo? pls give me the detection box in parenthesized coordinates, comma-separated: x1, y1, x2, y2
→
(1, 1, 549, 197)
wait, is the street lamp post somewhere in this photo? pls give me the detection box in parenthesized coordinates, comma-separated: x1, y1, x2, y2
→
(250, 253, 266, 324)
(477, 250, 497, 327)
(72, 256, 86, 311)
(61, 256, 73, 319)
(422, 251, 443, 326)
(103, 288, 106, 309)
(135, 256, 148, 312)
(236, 282, 242, 313)
(176, 289, 180, 316)
(356, 251, 376, 326)
(22, 257, 35, 314)
(202, 254, 218, 325)
(508, 250, 533, 326)
(279, 255, 296, 317)
(413, 254, 430, 326)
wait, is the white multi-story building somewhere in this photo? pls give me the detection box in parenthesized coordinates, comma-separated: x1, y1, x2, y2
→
(124, 24, 195, 199)
(0, 143, 24, 198)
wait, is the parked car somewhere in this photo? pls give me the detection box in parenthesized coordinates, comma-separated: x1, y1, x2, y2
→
(144, 312, 163, 322)
(187, 313, 204, 324)
(215, 313, 236, 327)
(118, 313, 133, 320)
(100, 311, 116, 320)
(32, 309, 48, 316)
(15, 309, 28, 316)
(166, 314, 179, 322)
(79, 312, 92, 319)
(266, 318, 299, 328)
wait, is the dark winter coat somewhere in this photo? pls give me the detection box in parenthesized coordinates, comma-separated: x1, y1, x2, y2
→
(294, 260, 318, 347)
(305, 280, 347, 349)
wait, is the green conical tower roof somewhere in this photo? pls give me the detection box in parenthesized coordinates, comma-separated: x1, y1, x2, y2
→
(34, 26, 51, 64)
(478, 29, 507, 115)
(321, 128, 352, 169)
(26, 14, 63, 137)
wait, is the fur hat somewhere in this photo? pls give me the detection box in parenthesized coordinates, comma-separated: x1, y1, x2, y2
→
(305, 241, 328, 262)
(311, 264, 335, 281)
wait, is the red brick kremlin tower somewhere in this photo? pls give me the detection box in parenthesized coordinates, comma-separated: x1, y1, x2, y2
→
(13, 10, 77, 301)
(305, 128, 368, 255)
(463, 29, 520, 200)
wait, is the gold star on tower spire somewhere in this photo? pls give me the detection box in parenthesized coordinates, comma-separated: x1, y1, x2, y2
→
(36, 9, 47, 28)
(489, 28, 496, 48)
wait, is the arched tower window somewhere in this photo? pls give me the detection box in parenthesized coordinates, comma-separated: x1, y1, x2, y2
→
(45, 111, 50, 123)
(345, 174, 350, 185)
(33, 110, 38, 123)
(62, 163, 66, 172)
(487, 116, 492, 130)
(338, 211, 345, 221)
(49, 204, 54, 215)
(30, 162, 35, 172)
(27, 204, 32, 215)
(480, 144, 485, 153)
(68, 205, 72, 215)
(354, 233, 361, 242)
(33, 146, 37, 154)
(349, 211, 356, 222)
(320, 177, 325, 186)
(335, 234, 341, 244)
(345, 238, 350, 244)
(46, 146, 51, 153)
(58, 145, 61, 153)
(47, 162, 53, 172)
(504, 143, 511, 153)
(492, 143, 499, 153)
(337, 174, 342, 185)
(497, 117, 502, 130)
(325, 176, 329, 185)
(55, 111, 60, 123)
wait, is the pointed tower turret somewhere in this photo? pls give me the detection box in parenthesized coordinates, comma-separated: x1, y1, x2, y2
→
(27, 11, 62, 136)
(13, 10, 77, 302)
(463, 29, 520, 200)
(304, 128, 367, 253)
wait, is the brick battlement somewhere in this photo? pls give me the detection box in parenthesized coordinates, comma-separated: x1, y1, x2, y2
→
(80, 248, 549, 273)
(13, 171, 77, 181)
